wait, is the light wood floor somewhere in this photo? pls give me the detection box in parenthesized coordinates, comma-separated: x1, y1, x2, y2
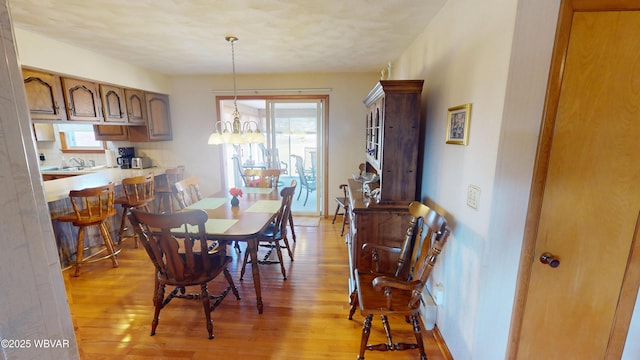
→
(64, 217, 448, 359)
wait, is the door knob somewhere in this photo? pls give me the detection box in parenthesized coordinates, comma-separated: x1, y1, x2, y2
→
(539, 252, 560, 268)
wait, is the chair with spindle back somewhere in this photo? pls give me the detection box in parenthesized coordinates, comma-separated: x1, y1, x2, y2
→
(57, 183, 121, 277)
(332, 184, 349, 236)
(172, 176, 204, 209)
(244, 168, 281, 188)
(115, 174, 155, 248)
(240, 180, 297, 280)
(128, 208, 241, 339)
(348, 201, 451, 360)
(155, 165, 185, 213)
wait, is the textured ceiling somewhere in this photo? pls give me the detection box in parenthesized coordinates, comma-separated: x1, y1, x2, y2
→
(7, 0, 444, 75)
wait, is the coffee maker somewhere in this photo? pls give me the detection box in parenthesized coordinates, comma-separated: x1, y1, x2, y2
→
(117, 147, 135, 169)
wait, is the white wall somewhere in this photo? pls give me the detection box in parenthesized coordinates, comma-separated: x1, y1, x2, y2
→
(394, 0, 560, 358)
(168, 73, 378, 198)
(14, 28, 169, 93)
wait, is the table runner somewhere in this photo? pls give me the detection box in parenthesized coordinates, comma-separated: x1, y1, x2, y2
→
(186, 197, 227, 210)
(246, 200, 282, 213)
(242, 187, 275, 194)
(172, 219, 238, 234)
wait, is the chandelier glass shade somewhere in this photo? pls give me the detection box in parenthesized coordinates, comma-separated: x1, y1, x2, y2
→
(208, 36, 265, 145)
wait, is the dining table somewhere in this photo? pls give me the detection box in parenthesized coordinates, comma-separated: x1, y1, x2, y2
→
(183, 186, 282, 314)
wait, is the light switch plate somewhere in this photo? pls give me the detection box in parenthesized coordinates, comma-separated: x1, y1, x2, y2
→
(467, 184, 480, 209)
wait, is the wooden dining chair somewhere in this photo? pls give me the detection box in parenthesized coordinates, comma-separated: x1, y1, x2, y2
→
(173, 176, 204, 209)
(240, 180, 297, 281)
(348, 201, 450, 360)
(115, 174, 155, 248)
(332, 184, 349, 236)
(155, 165, 184, 213)
(127, 208, 241, 339)
(57, 183, 121, 276)
(244, 168, 281, 188)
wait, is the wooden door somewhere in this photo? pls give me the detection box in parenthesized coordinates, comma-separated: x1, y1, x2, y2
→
(515, 9, 640, 359)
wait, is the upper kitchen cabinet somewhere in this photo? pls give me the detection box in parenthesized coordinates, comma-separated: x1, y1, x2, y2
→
(22, 69, 67, 121)
(128, 92, 172, 142)
(61, 77, 103, 123)
(124, 88, 147, 125)
(100, 84, 128, 124)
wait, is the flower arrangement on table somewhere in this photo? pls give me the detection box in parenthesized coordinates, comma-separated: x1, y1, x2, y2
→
(229, 188, 243, 197)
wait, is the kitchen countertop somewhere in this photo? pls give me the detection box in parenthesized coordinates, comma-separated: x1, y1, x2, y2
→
(43, 167, 167, 203)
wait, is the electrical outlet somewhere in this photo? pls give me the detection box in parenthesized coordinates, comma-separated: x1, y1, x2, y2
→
(467, 184, 480, 209)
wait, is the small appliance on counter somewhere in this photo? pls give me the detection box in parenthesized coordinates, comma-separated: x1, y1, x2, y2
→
(105, 149, 117, 168)
(117, 147, 135, 169)
(131, 157, 153, 169)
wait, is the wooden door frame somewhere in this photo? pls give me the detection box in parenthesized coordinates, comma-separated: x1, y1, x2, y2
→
(215, 94, 330, 215)
(508, 0, 640, 358)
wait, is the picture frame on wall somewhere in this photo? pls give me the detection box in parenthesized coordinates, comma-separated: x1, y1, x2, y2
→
(446, 103, 471, 145)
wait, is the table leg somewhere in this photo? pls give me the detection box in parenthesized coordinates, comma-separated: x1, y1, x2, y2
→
(248, 238, 263, 314)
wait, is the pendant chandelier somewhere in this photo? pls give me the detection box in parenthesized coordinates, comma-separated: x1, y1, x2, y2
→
(208, 36, 265, 145)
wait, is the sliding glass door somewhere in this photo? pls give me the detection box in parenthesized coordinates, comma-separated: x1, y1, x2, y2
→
(217, 96, 325, 215)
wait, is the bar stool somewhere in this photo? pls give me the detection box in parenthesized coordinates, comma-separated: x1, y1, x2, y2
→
(57, 183, 120, 277)
(155, 165, 184, 213)
(115, 174, 155, 248)
(332, 184, 349, 236)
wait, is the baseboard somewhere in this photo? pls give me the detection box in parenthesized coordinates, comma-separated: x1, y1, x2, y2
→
(432, 325, 454, 360)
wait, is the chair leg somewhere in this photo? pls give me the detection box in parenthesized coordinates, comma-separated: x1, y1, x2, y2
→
(332, 203, 341, 224)
(118, 205, 130, 244)
(282, 236, 294, 261)
(288, 213, 296, 242)
(340, 208, 348, 236)
(151, 282, 165, 336)
(303, 189, 310, 206)
(240, 244, 252, 281)
(200, 283, 214, 339)
(99, 222, 119, 268)
(274, 240, 287, 280)
(74, 226, 86, 277)
(358, 314, 374, 360)
(411, 314, 427, 360)
(223, 268, 241, 300)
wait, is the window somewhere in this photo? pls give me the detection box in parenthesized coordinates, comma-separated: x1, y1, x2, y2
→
(58, 124, 106, 153)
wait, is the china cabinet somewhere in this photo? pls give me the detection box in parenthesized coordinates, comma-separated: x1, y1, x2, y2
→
(363, 80, 423, 202)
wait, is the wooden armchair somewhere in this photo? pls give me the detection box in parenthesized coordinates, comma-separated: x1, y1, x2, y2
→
(127, 208, 241, 339)
(348, 201, 450, 360)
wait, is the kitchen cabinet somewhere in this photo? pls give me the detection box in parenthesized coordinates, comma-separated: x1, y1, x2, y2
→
(363, 80, 423, 202)
(22, 69, 67, 121)
(61, 77, 103, 123)
(124, 89, 147, 125)
(93, 124, 129, 141)
(128, 92, 173, 142)
(100, 84, 128, 124)
(33, 123, 55, 141)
